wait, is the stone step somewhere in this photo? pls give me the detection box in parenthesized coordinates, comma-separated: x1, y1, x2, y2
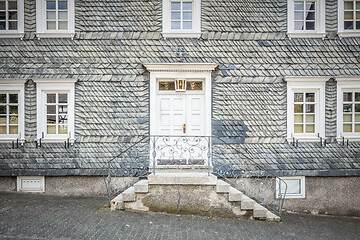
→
(253, 204, 268, 219)
(266, 211, 281, 222)
(122, 186, 135, 202)
(148, 173, 217, 185)
(228, 186, 243, 202)
(240, 195, 255, 210)
(152, 165, 212, 174)
(216, 179, 230, 193)
(110, 195, 124, 210)
(134, 180, 148, 193)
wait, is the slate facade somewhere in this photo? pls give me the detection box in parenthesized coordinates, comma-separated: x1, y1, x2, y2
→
(0, 0, 360, 177)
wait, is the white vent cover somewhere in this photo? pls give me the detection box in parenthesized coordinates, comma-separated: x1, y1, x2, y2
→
(17, 176, 45, 192)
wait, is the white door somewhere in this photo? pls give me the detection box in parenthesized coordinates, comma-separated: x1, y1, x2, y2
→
(153, 80, 208, 165)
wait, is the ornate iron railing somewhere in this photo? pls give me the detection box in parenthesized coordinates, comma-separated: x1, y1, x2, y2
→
(104, 135, 288, 216)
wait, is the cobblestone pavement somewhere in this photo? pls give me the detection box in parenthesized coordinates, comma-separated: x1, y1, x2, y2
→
(0, 192, 359, 240)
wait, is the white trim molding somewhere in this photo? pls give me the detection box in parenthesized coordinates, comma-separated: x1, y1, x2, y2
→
(287, 0, 326, 38)
(335, 77, 360, 141)
(0, 0, 24, 38)
(162, 0, 201, 38)
(0, 79, 26, 142)
(36, 0, 75, 38)
(285, 77, 328, 141)
(34, 78, 77, 142)
(277, 176, 306, 199)
(143, 63, 218, 72)
(338, 0, 360, 38)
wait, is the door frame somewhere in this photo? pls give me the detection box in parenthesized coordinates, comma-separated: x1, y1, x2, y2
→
(144, 63, 218, 137)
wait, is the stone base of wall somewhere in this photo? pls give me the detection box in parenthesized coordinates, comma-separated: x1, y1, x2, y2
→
(0, 176, 138, 197)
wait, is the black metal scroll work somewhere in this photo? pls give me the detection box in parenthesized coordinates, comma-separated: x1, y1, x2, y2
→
(211, 137, 288, 216)
(150, 135, 211, 174)
(103, 136, 150, 205)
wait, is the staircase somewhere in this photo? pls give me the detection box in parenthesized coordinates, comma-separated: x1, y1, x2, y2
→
(110, 173, 280, 222)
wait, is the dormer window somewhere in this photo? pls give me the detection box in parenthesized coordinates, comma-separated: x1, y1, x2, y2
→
(162, 0, 201, 38)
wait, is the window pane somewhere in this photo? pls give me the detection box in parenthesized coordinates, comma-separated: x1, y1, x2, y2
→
(344, 11, 354, 20)
(306, 114, 314, 123)
(343, 104, 352, 112)
(9, 125, 18, 134)
(0, 1, 5, 10)
(9, 115, 17, 124)
(306, 21, 315, 30)
(0, 106, 5, 114)
(47, 1, 56, 10)
(183, 2, 192, 10)
(47, 11, 56, 20)
(0, 94, 6, 103)
(8, 1, 17, 10)
(344, 1, 354, 10)
(356, 21, 360, 29)
(58, 125, 68, 134)
(343, 114, 352, 122)
(343, 124, 352, 132)
(9, 11, 17, 20)
(344, 21, 353, 29)
(305, 93, 315, 102)
(305, 124, 315, 133)
(9, 106, 17, 114)
(47, 94, 56, 103)
(47, 21, 56, 30)
(343, 92, 353, 102)
(171, 11, 180, 20)
(183, 21, 192, 29)
(294, 124, 303, 133)
(159, 81, 175, 91)
(58, 105, 68, 114)
(294, 21, 304, 30)
(305, 104, 314, 113)
(357, 1, 360, 9)
(294, 11, 304, 20)
(47, 125, 56, 134)
(305, 11, 315, 20)
(0, 116, 6, 124)
(47, 105, 56, 114)
(355, 124, 360, 132)
(8, 21, 17, 30)
(171, 21, 180, 29)
(355, 104, 360, 112)
(9, 94, 18, 103)
(294, 104, 303, 113)
(294, 2, 304, 10)
(58, 0, 68, 10)
(294, 93, 303, 102)
(357, 11, 360, 19)
(58, 115, 68, 124)
(294, 114, 303, 123)
(186, 81, 203, 90)
(171, 2, 180, 10)
(58, 21, 68, 30)
(355, 114, 360, 122)
(0, 21, 5, 30)
(0, 125, 6, 134)
(281, 179, 301, 194)
(183, 12, 192, 20)
(47, 115, 56, 124)
(58, 11, 68, 20)
(58, 94, 68, 103)
(0, 12, 5, 20)
(306, 2, 315, 11)
(356, 92, 360, 102)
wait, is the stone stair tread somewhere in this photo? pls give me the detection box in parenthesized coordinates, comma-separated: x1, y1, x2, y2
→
(228, 186, 244, 202)
(266, 211, 281, 222)
(122, 186, 135, 202)
(216, 179, 230, 193)
(134, 180, 149, 193)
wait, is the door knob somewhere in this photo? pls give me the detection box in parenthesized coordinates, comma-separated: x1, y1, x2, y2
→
(183, 124, 186, 133)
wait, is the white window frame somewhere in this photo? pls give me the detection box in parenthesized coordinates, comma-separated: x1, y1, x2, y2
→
(162, 0, 201, 38)
(0, 79, 26, 142)
(36, 0, 75, 39)
(335, 77, 360, 141)
(285, 77, 328, 141)
(276, 176, 306, 199)
(338, 0, 360, 38)
(17, 176, 45, 192)
(287, 0, 326, 38)
(33, 78, 77, 143)
(0, 0, 24, 38)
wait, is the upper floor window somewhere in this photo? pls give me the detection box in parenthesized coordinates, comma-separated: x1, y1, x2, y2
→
(162, 0, 201, 38)
(287, 0, 326, 38)
(338, 0, 360, 37)
(36, 0, 75, 38)
(336, 77, 360, 140)
(33, 78, 77, 142)
(0, 79, 26, 141)
(0, 0, 24, 38)
(285, 77, 327, 141)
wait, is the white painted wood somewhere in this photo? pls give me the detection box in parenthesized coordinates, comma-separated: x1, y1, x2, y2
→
(0, 0, 24, 36)
(338, 0, 360, 38)
(17, 176, 45, 192)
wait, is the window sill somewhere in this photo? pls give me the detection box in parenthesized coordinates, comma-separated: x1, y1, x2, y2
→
(336, 137, 360, 142)
(162, 32, 201, 39)
(287, 32, 326, 39)
(36, 138, 75, 144)
(286, 137, 323, 142)
(36, 32, 75, 39)
(0, 138, 25, 144)
(0, 33, 25, 39)
(338, 32, 360, 38)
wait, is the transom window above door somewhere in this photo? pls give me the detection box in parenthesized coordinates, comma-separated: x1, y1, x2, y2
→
(158, 79, 203, 91)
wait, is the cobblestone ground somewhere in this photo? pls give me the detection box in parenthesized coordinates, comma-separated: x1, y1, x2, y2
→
(0, 192, 359, 240)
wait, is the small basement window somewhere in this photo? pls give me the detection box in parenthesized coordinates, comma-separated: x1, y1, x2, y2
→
(276, 176, 305, 199)
(17, 176, 45, 192)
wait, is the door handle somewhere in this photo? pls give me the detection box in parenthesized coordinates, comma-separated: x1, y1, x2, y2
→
(183, 124, 186, 133)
